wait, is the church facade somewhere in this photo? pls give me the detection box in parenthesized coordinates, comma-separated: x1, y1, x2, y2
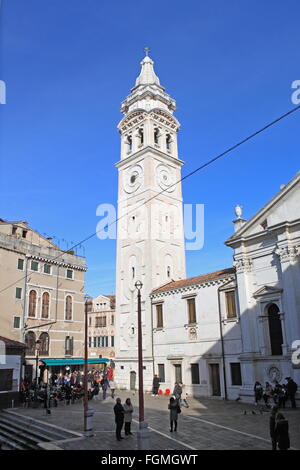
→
(113, 53, 300, 401)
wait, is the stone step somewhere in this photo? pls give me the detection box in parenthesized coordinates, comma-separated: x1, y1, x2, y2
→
(0, 414, 62, 443)
(0, 426, 39, 450)
(2, 410, 77, 440)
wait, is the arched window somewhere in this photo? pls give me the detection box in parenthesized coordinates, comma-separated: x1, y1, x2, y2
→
(25, 331, 36, 356)
(268, 303, 283, 355)
(127, 135, 132, 151)
(154, 128, 160, 144)
(132, 267, 135, 279)
(166, 134, 172, 150)
(138, 128, 144, 145)
(65, 295, 72, 321)
(39, 332, 49, 356)
(42, 292, 50, 319)
(28, 290, 37, 317)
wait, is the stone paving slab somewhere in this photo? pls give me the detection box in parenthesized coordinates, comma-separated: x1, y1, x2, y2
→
(7, 391, 300, 450)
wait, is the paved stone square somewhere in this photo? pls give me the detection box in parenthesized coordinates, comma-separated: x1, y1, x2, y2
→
(9, 391, 300, 450)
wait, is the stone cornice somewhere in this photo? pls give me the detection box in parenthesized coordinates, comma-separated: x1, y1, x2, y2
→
(150, 275, 235, 299)
(26, 254, 87, 271)
(115, 146, 184, 169)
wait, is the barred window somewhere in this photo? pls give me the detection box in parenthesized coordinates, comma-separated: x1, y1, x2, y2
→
(156, 304, 163, 328)
(42, 292, 50, 319)
(39, 332, 49, 356)
(191, 363, 200, 384)
(25, 331, 36, 356)
(65, 295, 72, 320)
(225, 291, 237, 318)
(187, 298, 196, 324)
(28, 290, 37, 317)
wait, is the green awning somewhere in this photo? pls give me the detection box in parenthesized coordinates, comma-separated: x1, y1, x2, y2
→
(40, 358, 110, 366)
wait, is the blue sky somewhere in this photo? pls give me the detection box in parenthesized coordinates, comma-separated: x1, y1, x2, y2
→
(0, 0, 299, 297)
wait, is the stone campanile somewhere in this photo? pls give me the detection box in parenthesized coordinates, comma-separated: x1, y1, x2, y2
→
(114, 52, 186, 390)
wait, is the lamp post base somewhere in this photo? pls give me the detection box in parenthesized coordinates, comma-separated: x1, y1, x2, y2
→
(84, 407, 94, 437)
(137, 421, 151, 450)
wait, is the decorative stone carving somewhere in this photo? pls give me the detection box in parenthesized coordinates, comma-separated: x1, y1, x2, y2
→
(189, 327, 197, 340)
(275, 245, 299, 263)
(267, 365, 282, 383)
(233, 257, 253, 273)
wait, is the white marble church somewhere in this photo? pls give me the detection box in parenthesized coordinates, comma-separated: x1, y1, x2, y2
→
(113, 52, 300, 402)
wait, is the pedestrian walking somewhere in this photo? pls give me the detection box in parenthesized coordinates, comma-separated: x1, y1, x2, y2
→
(263, 382, 273, 407)
(286, 377, 297, 409)
(254, 381, 263, 405)
(152, 375, 160, 397)
(278, 384, 287, 409)
(173, 382, 182, 404)
(101, 376, 109, 400)
(109, 379, 116, 399)
(114, 398, 124, 441)
(275, 413, 290, 450)
(269, 405, 278, 450)
(168, 396, 180, 432)
(123, 398, 134, 435)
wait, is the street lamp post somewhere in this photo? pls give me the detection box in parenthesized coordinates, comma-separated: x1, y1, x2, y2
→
(84, 296, 94, 436)
(35, 339, 41, 387)
(134, 281, 150, 449)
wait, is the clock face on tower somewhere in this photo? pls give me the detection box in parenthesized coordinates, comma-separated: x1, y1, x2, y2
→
(156, 164, 175, 192)
(124, 164, 143, 193)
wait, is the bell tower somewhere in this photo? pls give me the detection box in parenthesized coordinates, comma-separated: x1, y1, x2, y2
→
(114, 51, 186, 389)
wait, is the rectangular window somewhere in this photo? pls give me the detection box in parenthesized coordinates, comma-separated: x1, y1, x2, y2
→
(111, 315, 114, 326)
(44, 264, 51, 274)
(0, 369, 13, 392)
(95, 317, 106, 327)
(65, 336, 73, 356)
(105, 336, 108, 348)
(88, 337, 92, 348)
(230, 363, 242, 386)
(156, 304, 163, 328)
(111, 336, 114, 347)
(191, 363, 200, 384)
(16, 287, 22, 299)
(89, 316, 92, 326)
(13, 316, 21, 329)
(93, 337, 97, 348)
(12, 226, 17, 236)
(66, 269, 73, 279)
(187, 298, 197, 324)
(226, 291, 237, 318)
(158, 364, 165, 383)
(22, 230, 27, 239)
(17, 259, 24, 270)
(31, 261, 38, 272)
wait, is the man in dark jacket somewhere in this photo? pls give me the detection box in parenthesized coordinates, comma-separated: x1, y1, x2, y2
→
(114, 398, 124, 441)
(269, 406, 278, 450)
(275, 413, 290, 450)
(152, 375, 160, 397)
(286, 377, 297, 409)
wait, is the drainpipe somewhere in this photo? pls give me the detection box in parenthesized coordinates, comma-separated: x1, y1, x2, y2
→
(22, 256, 29, 342)
(217, 284, 228, 401)
(150, 295, 155, 378)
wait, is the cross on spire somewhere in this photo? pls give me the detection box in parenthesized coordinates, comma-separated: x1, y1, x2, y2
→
(144, 46, 150, 56)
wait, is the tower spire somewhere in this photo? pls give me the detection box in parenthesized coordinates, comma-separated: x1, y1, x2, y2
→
(135, 52, 161, 87)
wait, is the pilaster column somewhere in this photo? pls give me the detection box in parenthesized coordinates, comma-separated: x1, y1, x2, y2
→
(275, 244, 300, 350)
